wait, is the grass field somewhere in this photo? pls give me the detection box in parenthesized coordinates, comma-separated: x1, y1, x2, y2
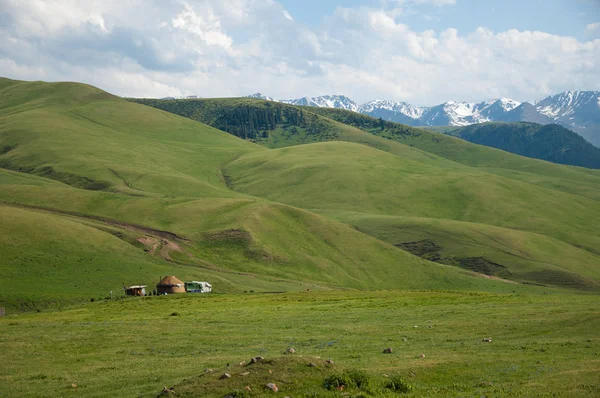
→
(1, 290, 599, 397)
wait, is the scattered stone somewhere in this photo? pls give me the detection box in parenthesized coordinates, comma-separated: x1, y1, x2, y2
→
(325, 358, 334, 365)
(161, 386, 175, 395)
(383, 347, 393, 354)
(240, 372, 250, 376)
(419, 353, 426, 358)
(483, 338, 492, 343)
(285, 347, 296, 354)
(315, 356, 321, 359)
(383, 373, 390, 377)
(71, 384, 78, 389)
(219, 373, 231, 380)
(239, 361, 245, 366)
(402, 338, 408, 342)
(269, 369, 273, 374)
(245, 386, 252, 391)
(250, 356, 264, 364)
(204, 368, 214, 374)
(308, 362, 317, 367)
(409, 371, 416, 377)
(265, 382, 279, 392)
(414, 326, 418, 328)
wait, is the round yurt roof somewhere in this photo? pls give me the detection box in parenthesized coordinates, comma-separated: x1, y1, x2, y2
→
(157, 275, 184, 287)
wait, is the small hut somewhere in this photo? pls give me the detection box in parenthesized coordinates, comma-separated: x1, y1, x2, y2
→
(157, 275, 186, 294)
(185, 281, 212, 293)
(124, 285, 147, 296)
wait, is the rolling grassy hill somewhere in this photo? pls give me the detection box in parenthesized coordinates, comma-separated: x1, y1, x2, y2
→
(223, 141, 600, 289)
(1, 77, 523, 310)
(130, 96, 600, 290)
(132, 97, 600, 201)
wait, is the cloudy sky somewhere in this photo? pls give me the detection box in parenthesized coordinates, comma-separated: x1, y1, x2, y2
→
(1, 0, 599, 105)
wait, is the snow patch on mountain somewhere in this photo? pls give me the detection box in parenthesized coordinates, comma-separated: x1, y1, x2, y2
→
(498, 97, 521, 111)
(247, 93, 275, 101)
(536, 91, 600, 119)
(358, 99, 425, 119)
(281, 95, 359, 112)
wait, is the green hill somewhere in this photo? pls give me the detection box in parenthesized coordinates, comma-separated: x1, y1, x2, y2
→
(129, 95, 600, 291)
(132, 97, 600, 201)
(223, 141, 600, 289)
(306, 107, 600, 201)
(1, 78, 520, 310)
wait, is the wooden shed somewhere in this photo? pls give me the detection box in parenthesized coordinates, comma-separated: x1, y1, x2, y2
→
(157, 275, 186, 294)
(124, 285, 147, 296)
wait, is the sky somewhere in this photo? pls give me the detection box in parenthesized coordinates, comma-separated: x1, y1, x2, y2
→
(0, 0, 599, 105)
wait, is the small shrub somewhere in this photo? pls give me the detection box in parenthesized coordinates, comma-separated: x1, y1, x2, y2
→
(90, 298, 95, 302)
(385, 375, 413, 393)
(324, 369, 372, 390)
(170, 312, 180, 316)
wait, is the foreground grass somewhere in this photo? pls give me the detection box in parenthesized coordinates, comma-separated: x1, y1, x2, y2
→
(1, 290, 599, 397)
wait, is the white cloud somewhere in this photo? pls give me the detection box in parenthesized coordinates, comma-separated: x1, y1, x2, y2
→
(586, 22, 600, 34)
(171, 1, 232, 49)
(0, 1, 598, 105)
(283, 10, 294, 21)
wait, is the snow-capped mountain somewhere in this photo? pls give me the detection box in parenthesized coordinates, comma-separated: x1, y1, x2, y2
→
(357, 100, 425, 125)
(536, 91, 600, 119)
(358, 99, 425, 119)
(281, 95, 359, 112)
(247, 93, 276, 101)
(243, 90, 600, 146)
(409, 98, 522, 127)
(534, 91, 600, 147)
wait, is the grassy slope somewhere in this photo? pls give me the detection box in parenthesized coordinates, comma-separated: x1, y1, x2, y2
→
(330, 212, 600, 289)
(0, 203, 312, 310)
(131, 97, 461, 168)
(1, 78, 510, 309)
(1, 291, 599, 397)
(131, 97, 600, 200)
(309, 107, 600, 200)
(225, 141, 600, 288)
(129, 96, 600, 290)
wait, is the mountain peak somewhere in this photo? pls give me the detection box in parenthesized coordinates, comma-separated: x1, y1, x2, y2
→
(246, 93, 275, 101)
(281, 95, 359, 111)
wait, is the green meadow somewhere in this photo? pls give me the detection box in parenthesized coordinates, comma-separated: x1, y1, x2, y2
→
(1, 78, 599, 396)
(1, 291, 599, 397)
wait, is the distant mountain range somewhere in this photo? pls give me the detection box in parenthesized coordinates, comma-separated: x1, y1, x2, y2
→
(246, 91, 600, 147)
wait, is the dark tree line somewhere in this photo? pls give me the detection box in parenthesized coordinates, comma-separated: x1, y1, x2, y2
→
(131, 98, 315, 140)
(213, 104, 307, 139)
(452, 123, 600, 169)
